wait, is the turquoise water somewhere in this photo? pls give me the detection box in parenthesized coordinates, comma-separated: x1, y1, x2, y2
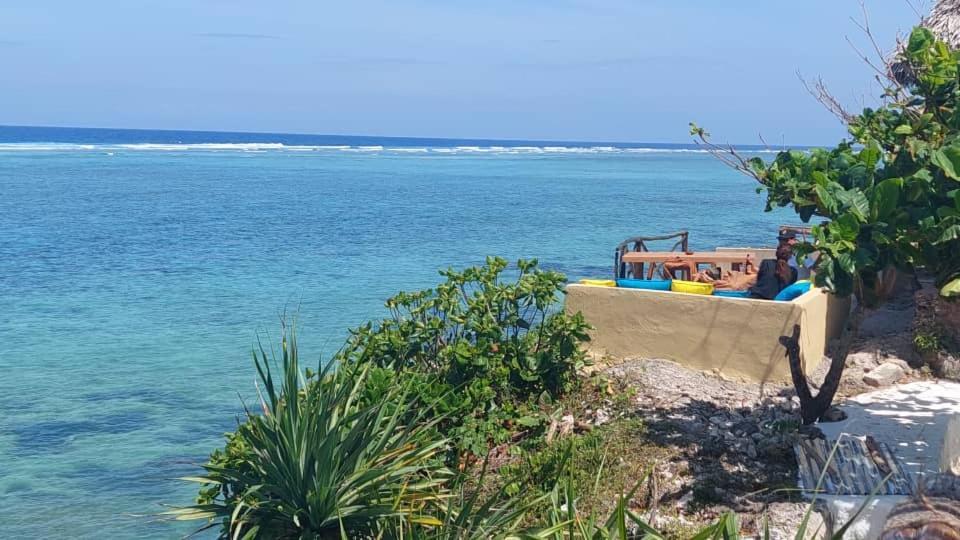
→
(0, 128, 794, 538)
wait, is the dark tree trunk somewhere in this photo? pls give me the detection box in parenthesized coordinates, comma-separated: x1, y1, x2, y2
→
(780, 306, 865, 425)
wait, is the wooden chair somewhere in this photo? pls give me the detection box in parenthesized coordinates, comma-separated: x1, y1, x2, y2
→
(614, 231, 689, 280)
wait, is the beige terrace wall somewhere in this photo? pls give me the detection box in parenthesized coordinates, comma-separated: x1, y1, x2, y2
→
(565, 285, 850, 384)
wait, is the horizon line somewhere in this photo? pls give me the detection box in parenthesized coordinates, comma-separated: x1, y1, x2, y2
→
(0, 123, 822, 149)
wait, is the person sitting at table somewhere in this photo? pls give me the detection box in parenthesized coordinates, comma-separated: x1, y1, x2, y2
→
(778, 230, 816, 279)
(691, 260, 757, 290)
(749, 244, 798, 300)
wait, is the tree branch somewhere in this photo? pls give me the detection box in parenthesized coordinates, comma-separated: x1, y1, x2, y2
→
(797, 72, 854, 124)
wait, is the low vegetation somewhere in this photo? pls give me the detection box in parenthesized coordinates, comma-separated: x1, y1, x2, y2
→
(171, 258, 884, 538)
(336, 257, 591, 463)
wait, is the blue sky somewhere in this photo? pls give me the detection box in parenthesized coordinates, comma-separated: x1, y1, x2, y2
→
(0, 1, 923, 144)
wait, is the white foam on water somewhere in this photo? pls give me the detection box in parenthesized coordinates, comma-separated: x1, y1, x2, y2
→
(0, 143, 99, 151)
(0, 141, 787, 155)
(116, 143, 288, 151)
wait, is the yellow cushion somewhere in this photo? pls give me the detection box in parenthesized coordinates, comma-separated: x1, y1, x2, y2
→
(670, 280, 714, 295)
(579, 279, 617, 287)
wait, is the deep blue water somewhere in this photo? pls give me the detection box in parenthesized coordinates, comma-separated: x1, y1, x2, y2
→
(0, 125, 795, 538)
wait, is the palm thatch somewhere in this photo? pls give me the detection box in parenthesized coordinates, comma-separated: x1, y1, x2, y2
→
(923, 0, 960, 48)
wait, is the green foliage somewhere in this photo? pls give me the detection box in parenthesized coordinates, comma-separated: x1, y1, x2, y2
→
(395, 468, 560, 540)
(339, 257, 591, 460)
(542, 476, 661, 540)
(500, 429, 605, 496)
(694, 26, 960, 299)
(914, 330, 942, 354)
(167, 329, 452, 539)
(343, 256, 589, 397)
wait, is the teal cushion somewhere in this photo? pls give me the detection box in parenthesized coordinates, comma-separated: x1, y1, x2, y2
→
(616, 279, 672, 291)
(713, 290, 751, 298)
(774, 281, 812, 302)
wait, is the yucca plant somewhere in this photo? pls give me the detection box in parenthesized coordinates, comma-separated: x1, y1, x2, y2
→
(542, 477, 664, 540)
(168, 328, 452, 539)
(397, 458, 573, 540)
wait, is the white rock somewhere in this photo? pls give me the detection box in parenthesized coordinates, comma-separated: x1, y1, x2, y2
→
(846, 351, 879, 368)
(863, 363, 905, 387)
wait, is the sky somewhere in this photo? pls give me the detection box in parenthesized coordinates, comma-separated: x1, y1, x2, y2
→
(0, 0, 927, 144)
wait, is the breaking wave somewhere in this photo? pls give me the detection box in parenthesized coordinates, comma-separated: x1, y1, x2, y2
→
(0, 142, 783, 155)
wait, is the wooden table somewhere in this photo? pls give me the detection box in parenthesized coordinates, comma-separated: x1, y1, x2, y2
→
(620, 251, 754, 280)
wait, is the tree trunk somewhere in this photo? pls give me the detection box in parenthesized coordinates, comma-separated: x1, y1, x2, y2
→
(780, 305, 865, 425)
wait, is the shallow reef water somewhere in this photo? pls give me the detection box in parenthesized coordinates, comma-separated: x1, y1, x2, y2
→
(0, 130, 794, 537)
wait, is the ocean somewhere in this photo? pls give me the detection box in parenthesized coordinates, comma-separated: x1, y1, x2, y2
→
(0, 125, 797, 538)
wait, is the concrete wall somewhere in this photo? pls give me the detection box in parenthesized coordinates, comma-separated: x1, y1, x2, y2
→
(564, 285, 850, 384)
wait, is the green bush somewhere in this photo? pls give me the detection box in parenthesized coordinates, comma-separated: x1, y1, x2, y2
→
(168, 330, 452, 539)
(693, 26, 960, 300)
(914, 331, 942, 354)
(339, 257, 591, 460)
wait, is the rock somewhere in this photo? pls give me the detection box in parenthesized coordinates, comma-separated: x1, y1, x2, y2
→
(761, 502, 827, 540)
(863, 363, 906, 387)
(884, 357, 911, 371)
(847, 351, 880, 369)
(940, 354, 960, 380)
(734, 420, 760, 436)
(593, 408, 611, 426)
(821, 406, 848, 423)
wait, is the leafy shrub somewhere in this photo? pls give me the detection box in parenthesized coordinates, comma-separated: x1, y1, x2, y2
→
(169, 329, 452, 539)
(343, 257, 589, 397)
(339, 257, 591, 459)
(914, 331, 942, 354)
(500, 430, 605, 496)
(693, 26, 960, 301)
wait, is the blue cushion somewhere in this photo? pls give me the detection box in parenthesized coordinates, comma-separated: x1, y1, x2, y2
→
(616, 279, 672, 291)
(774, 280, 812, 302)
(713, 290, 751, 298)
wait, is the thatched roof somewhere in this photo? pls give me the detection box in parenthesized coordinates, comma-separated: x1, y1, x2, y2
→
(922, 0, 960, 49)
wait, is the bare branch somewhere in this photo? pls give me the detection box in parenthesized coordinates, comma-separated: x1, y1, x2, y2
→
(904, 0, 929, 22)
(844, 0, 908, 103)
(689, 125, 766, 184)
(757, 132, 770, 150)
(797, 71, 854, 124)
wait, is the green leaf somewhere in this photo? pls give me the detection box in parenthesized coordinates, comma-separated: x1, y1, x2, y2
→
(870, 178, 901, 220)
(514, 415, 541, 427)
(907, 26, 935, 57)
(814, 185, 837, 214)
(830, 214, 861, 242)
(936, 224, 960, 244)
(811, 171, 829, 187)
(894, 124, 913, 135)
(941, 277, 960, 297)
(836, 253, 857, 275)
(835, 190, 870, 221)
(932, 144, 960, 180)
(859, 141, 882, 169)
